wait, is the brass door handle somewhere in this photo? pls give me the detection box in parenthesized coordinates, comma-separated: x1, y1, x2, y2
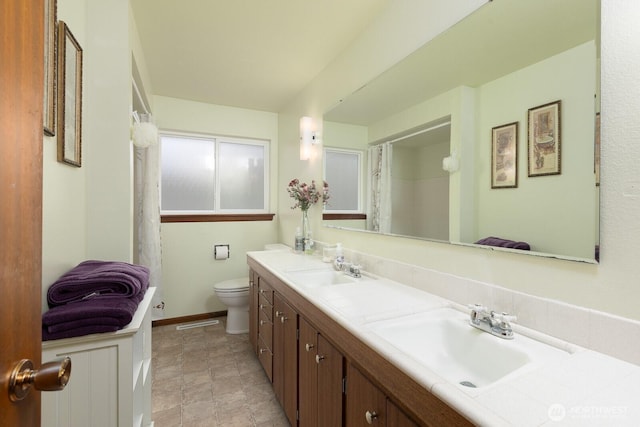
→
(9, 357, 71, 402)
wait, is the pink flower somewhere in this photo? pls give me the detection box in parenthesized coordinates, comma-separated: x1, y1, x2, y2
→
(287, 179, 330, 211)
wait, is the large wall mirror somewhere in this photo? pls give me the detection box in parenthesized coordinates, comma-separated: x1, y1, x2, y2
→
(322, 0, 600, 263)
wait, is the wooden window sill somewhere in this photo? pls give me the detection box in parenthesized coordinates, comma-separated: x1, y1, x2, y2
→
(161, 213, 275, 223)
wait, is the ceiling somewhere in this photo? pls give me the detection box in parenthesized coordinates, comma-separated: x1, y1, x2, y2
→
(130, 0, 387, 113)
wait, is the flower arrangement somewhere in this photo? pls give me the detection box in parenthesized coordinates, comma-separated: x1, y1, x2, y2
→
(287, 179, 329, 211)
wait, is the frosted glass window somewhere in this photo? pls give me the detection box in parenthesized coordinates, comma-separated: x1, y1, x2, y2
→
(218, 141, 266, 210)
(160, 133, 269, 213)
(324, 149, 362, 212)
(161, 136, 215, 211)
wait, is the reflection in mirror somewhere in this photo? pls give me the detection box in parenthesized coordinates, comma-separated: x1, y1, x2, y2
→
(322, 0, 600, 262)
(323, 148, 363, 214)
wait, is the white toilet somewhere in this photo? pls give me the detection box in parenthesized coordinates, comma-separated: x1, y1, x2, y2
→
(214, 244, 290, 334)
(214, 278, 249, 334)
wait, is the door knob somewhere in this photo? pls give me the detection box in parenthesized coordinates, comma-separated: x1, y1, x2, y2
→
(365, 410, 378, 424)
(9, 357, 71, 402)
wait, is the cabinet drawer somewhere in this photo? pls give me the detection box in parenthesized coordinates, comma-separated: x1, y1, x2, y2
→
(259, 293, 273, 321)
(259, 309, 273, 348)
(258, 279, 273, 304)
(258, 335, 273, 382)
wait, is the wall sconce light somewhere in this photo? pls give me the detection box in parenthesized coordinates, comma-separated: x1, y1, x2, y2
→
(300, 116, 320, 160)
(442, 150, 459, 173)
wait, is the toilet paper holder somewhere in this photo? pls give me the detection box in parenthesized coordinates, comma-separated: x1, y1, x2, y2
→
(214, 244, 230, 260)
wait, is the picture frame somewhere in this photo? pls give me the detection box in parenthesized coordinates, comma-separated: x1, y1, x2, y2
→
(491, 121, 518, 188)
(56, 21, 83, 167)
(43, 0, 57, 136)
(528, 100, 561, 177)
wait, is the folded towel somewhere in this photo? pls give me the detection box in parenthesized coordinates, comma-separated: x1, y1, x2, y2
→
(42, 292, 144, 341)
(47, 260, 149, 307)
(475, 236, 530, 250)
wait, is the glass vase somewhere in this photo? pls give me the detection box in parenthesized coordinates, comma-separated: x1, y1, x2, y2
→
(301, 209, 312, 253)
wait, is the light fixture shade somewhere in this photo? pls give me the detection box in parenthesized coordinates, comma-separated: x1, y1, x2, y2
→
(300, 116, 314, 160)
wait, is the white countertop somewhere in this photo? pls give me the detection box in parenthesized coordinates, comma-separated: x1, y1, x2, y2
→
(248, 250, 640, 426)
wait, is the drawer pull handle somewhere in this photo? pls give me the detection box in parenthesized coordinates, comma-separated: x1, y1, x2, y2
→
(259, 348, 267, 354)
(260, 320, 266, 325)
(305, 343, 314, 352)
(315, 355, 325, 364)
(280, 316, 287, 323)
(260, 304, 265, 310)
(275, 310, 282, 317)
(365, 411, 378, 424)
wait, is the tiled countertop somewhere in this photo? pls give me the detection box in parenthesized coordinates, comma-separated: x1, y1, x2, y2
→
(248, 249, 640, 426)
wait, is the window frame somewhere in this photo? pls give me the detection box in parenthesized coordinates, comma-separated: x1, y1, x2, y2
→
(159, 130, 270, 217)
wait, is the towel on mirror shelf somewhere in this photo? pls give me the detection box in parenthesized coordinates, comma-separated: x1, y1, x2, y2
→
(474, 236, 530, 250)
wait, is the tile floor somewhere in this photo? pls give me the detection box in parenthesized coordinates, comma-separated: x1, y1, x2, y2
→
(151, 318, 289, 426)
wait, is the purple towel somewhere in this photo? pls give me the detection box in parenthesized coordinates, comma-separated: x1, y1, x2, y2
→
(42, 292, 144, 341)
(475, 236, 530, 250)
(47, 260, 149, 307)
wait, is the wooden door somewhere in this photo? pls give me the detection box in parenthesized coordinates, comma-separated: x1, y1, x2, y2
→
(346, 363, 387, 427)
(0, 0, 45, 425)
(317, 334, 344, 427)
(274, 294, 298, 426)
(298, 318, 318, 427)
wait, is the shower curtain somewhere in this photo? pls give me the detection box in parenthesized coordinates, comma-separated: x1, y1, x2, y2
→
(367, 142, 393, 233)
(132, 115, 164, 319)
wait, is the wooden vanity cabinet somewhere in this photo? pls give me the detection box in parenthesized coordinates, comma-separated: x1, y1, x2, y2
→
(299, 317, 344, 427)
(247, 260, 472, 427)
(273, 293, 299, 426)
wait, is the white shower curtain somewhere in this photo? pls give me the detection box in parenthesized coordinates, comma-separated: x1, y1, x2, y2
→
(132, 116, 164, 319)
(367, 142, 393, 233)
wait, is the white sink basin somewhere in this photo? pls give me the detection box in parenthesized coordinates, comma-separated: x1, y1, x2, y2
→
(367, 307, 570, 390)
(285, 269, 359, 287)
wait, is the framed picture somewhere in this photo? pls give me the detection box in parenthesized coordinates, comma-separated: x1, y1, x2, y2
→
(56, 21, 83, 167)
(43, 0, 57, 136)
(528, 100, 561, 177)
(491, 122, 518, 188)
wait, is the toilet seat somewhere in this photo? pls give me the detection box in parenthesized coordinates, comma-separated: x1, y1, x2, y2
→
(214, 278, 249, 293)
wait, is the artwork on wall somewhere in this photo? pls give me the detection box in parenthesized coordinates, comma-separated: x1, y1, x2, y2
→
(528, 100, 561, 177)
(491, 121, 518, 188)
(43, 0, 57, 136)
(56, 21, 83, 167)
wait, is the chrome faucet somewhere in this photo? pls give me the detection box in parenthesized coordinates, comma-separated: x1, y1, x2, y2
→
(333, 258, 362, 278)
(467, 304, 516, 339)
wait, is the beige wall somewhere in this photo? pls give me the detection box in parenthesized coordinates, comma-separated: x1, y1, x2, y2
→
(280, 1, 640, 321)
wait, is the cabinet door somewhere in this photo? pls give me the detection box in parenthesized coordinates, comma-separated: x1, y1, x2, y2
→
(346, 363, 386, 427)
(387, 399, 419, 427)
(298, 317, 318, 427)
(274, 293, 298, 426)
(249, 270, 258, 353)
(317, 334, 344, 427)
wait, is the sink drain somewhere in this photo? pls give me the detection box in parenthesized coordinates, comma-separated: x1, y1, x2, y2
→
(459, 380, 477, 388)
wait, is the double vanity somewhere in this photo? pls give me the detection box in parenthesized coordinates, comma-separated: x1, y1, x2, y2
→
(247, 248, 639, 426)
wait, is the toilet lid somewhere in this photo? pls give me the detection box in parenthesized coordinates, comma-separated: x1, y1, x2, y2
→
(214, 278, 249, 292)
